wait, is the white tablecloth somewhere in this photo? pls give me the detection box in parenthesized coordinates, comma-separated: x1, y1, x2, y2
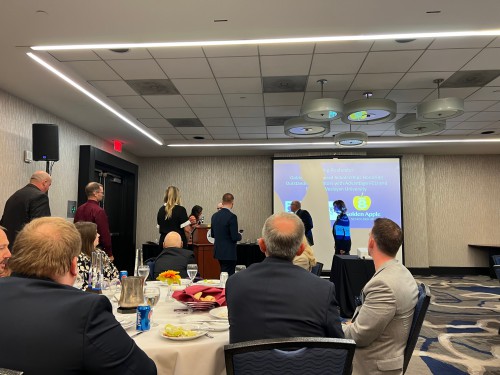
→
(115, 282, 228, 375)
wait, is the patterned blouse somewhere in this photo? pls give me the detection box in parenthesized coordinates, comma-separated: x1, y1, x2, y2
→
(77, 249, 119, 291)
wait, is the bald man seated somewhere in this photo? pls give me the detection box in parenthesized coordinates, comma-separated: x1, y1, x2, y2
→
(153, 231, 196, 279)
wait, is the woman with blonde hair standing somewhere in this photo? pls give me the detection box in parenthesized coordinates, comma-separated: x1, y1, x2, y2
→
(157, 186, 190, 249)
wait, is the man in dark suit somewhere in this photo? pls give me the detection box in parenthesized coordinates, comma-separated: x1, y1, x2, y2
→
(0, 170, 51, 248)
(0, 217, 156, 375)
(226, 212, 344, 344)
(153, 231, 195, 278)
(290, 200, 314, 245)
(210, 193, 242, 275)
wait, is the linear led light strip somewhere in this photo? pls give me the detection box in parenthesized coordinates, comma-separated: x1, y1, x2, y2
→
(30, 29, 500, 50)
(26, 52, 163, 146)
(168, 138, 500, 147)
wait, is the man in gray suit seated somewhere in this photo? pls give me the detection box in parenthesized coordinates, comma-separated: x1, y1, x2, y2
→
(343, 218, 418, 375)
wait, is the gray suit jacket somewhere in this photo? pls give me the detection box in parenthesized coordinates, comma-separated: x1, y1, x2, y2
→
(343, 259, 418, 375)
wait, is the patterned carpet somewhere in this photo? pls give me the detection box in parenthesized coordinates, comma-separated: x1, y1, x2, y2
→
(405, 275, 500, 375)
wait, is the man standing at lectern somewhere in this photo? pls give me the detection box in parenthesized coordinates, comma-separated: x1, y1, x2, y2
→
(0, 171, 52, 248)
(211, 193, 242, 275)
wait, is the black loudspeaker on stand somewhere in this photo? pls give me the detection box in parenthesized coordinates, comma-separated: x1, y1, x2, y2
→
(32, 123, 59, 174)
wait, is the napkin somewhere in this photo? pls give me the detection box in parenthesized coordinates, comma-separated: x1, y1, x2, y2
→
(173, 285, 226, 306)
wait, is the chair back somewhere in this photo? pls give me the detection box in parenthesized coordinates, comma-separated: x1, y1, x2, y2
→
(144, 257, 155, 280)
(494, 265, 500, 282)
(311, 262, 323, 276)
(403, 282, 431, 373)
(492, 255, 500, 265)
(225, 337, 355, 375)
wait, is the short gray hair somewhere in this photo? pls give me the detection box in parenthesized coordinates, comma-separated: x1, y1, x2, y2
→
(262, 212, 304, 260)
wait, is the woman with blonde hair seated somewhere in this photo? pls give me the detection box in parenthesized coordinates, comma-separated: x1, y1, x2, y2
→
(74, 221, 119, 291)
(293, 236, 317, 272)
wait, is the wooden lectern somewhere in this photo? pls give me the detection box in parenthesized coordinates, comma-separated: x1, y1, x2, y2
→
(192, 225, 220, 278)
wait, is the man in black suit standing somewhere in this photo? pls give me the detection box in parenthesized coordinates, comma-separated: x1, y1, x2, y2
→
(0, 170, 52, 248)
(0, 217, 156, 374)
(153, 231, 195, 278)
(210, 193, 242, 275)
(290, 200, 314, 245)
(226, 212, 343, 343)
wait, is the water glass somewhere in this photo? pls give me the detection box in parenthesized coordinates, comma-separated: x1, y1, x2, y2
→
(187, 264, 198, 284)
(134, 248, 143, 276)
(144, 287, 161, 327)
(89, 251, 104, 290)
(219, 272, 229, 287)
(137, 265, 150, 285)
(235, 265, 246, 273)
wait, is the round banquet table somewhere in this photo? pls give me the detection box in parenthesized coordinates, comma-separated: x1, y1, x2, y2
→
(114, 282, 229, 375)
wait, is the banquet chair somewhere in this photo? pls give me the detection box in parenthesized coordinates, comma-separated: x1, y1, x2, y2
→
(311, 262, 323, 276)
(494, 265, 500, 282)
(403, 283, 431, 374)
(224, 337, 356, 375)
(492, 255, 500, 265)
(145, 257, 156, 280)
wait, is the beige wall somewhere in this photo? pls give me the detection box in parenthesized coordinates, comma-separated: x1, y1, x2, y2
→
(2, 88, 499, 270)
(0, 89, 137, 220)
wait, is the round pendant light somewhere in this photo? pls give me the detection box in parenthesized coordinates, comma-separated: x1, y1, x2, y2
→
(334, 131, 368, 146)
(416, 79, 464, 121)
(284, 117, 330, 138)
(395, 114, 446, 137)
(300, 79, 344, 121)
(342, 92, 397, 125)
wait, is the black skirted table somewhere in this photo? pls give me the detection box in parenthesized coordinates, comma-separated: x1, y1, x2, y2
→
(468, 244, 500, 278)
(236, 243, 266, 267)
(330, 255, 375, 318)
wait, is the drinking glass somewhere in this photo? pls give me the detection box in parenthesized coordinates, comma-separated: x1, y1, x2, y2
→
(137, 265, 150, 285)
(235, 265, 246, 273)
(102, 278, 121, 304)
(144, 286, 161, 327)
(187, 264, 198, 285)
(73, 272, 84, 290)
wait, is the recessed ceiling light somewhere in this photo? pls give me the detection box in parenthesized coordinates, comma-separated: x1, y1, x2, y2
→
(481, 131, 495, 135)
(109, 49, 130, 53)
(193, 136, 205, 140)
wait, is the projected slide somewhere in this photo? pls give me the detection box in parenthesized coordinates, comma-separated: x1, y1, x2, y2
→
(273, 158, 402, 268)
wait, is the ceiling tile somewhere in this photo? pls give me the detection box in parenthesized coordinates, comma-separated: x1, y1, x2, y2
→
(156, 58, 213, 78)
(161, 134, 186, 140)
(176, 127, 210, 135)
(223, 93, 263, 106)
(208, 56, 260, 77)
(462, 48, 500, 70)
(267, 133, 290, 139)
(203, 45, 258, 57)
(481, 120, 500, 129)
(464, 101, 498, 111)
(106, 59, 167, 79)
(212, 133, 241, 140)
(310, 53, 366, 74)
(411, 49, 480, 72)
(396, 102, 418, 113)
(149, 47, 205, 59)
(65, 61, 121, 80)
(217, 78, 262, 94)
(466, 86, 500, 101)
(360, 50, 424, 73)
(450, 121, 492, 130)
(237, 126, 267, 134)
(306, 75, 355, 91)
(207, 127, 239, 135)
(171, 79, 220, 94)
(303, 91, 345, 102)
(483, 101, 500, 111)
(89, 80, 136, 96)
(445, 111, 477, 122)
(260, 55, 312, 76)
(343, 90, 390, 102)
(139, 119, 173, 128)
(259, 43, 315, 55)
(126, 108, 162, 118)
(229, 107, 265, 117)
(350, 123, 393, 131)
(264, 106, 301, 117)
(386, 89, 433, 102)
(200, 118, 235, 127)
(156, 108, 196, 118)
(487, 76, 500, 86)
(429, 36, 495, 49)
(467, 112, 500, 122)
(109, 96, 151, 108)
(437, 87, 479, 99)
(239, 134, 267, 139)
(147, 126, 178, 134)
(183, 94, 226, 107)
(232, 118, 266, 126)
(263, 92, 304, 106)
(395, 72, 454, 89)
(143, 95, 188, 108)
(50, 50, 100, 62)
(95, 49, 152, 60)
(266, 125, 285, 134)
(192, 107, 231, 118)
(490, 38, 500, 47)
(438, 129, 475, 135)
(315, 41, 372, 53)
(350, 73, 404, 90)
(371, 39, 433, 51)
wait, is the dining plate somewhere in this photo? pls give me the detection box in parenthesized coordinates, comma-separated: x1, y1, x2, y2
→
(209, 306, 228, 320)
(179, 316, 229, 331)
(160, 324, 208, 341)
(195, 279, 221, 287)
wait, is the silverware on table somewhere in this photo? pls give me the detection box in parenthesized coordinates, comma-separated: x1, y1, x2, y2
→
(130, 331, 145, 338)
(204, 333, 214, 339)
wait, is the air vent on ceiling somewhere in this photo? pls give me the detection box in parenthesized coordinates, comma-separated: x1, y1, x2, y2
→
(167, 118, 204, 127)
(125, 79, 180, 95)
(263, 76, 307, 93)
(266, 116, 294, 126)
(440, 70, 500, 88)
